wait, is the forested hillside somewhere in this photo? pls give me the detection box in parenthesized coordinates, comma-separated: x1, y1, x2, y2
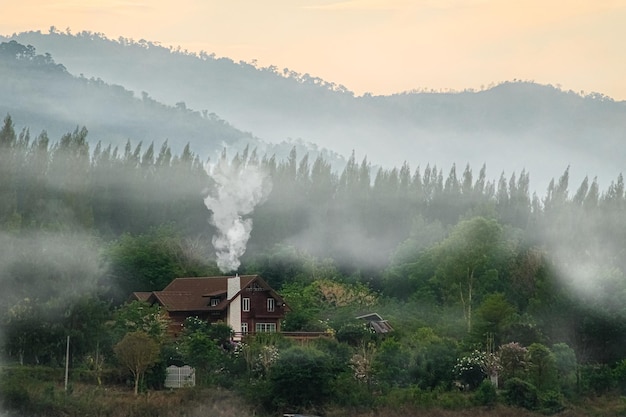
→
(2, 30, 626, 416)
(1, 113, 625, 385)
(0, 39, 337, 167)
(4, 29, 626, 191)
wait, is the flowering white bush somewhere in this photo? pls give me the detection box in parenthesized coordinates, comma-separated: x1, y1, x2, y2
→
(234, 342, 280, 377)
(453, 350, 495, 389)
(257, 344, 279, 372)
(349, 342, 376, 385)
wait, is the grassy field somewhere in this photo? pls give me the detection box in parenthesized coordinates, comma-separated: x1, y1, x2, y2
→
(4, 384, 626, 417)
(2, 366, 626, 417)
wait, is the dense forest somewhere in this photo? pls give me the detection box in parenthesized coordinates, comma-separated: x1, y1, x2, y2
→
(1, 110, 626, 415)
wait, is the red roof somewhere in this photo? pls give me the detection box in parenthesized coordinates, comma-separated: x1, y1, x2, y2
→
(130, 292, 153, 302)
(149, 275, 262, 312)
(163, 275, 257, 293)
(151, 292, 204, 311)
(131, 275, 290, 313)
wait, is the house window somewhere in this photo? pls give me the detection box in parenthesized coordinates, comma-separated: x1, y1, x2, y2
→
(242, 297, 250, 312)
(267, 297, 275, 312)
(241, 322, 248, 334)
(210, 298, 220, 307)
(255, 323, 276, 333)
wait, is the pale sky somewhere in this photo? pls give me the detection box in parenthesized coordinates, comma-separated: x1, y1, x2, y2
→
(2, 0, 626, 99)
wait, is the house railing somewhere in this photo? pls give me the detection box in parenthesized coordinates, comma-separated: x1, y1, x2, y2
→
(232, 331, 331, 341)
(281, 331, 333, 340)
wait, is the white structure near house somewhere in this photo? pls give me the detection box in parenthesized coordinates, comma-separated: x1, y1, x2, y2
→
(165, 365, 195, 388)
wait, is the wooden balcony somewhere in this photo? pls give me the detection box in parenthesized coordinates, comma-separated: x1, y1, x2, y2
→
(233, 331, 332, 343)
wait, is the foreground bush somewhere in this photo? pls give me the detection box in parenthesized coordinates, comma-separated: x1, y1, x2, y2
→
(266, 346, 336, 413)
(503, 377, 539, 410)
(473, 379, 498, 406)
(538, 390, 565, 415)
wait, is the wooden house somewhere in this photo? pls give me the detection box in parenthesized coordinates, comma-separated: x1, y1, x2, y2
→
(131, 274, 289, 339)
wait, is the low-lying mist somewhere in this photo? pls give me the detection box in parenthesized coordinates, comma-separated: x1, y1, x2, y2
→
(1, 112, 625, 371)
(0, 231, 105, 309)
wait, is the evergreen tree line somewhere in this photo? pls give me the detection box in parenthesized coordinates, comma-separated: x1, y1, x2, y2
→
(3, 111, 624, 269)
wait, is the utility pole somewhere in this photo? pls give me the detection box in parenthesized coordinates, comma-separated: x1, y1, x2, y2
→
(64, 335, 70, 392)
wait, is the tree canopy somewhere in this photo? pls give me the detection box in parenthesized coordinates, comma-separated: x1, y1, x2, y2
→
(1, 115, 626, 414)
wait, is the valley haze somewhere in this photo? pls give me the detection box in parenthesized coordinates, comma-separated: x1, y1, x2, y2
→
(1, 30, 625, 195)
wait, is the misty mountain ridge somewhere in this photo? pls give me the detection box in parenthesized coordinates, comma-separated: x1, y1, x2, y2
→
(2, 29, 626, 193)
(0, 39, 339, 169)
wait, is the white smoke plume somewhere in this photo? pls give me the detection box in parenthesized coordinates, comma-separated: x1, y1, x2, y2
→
(204, 159, 272, 273)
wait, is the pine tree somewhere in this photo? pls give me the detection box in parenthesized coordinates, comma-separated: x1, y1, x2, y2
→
(0, 115, 19, 227)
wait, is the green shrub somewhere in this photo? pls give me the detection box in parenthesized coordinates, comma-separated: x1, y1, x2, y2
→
(372, 338, 412, 389)
(435, 391, 473, 410)
(235, 377, 272, 411)
(267, 346, 336, 412)
(1, 365, 64, 382)
(539, 390, 565, 415)
(527, 343, 558, 392)
(251, 331, 289, 348)
(330, 372, 374, 408)
(613, 359, 626, 395)
(503, 377, 539, 410)
(579, 363, 615, 396)
(376, 386, 436, 409)
(0, 382, 30, 413)
(413, 337, 459, 390)
(552, 342, 577, 397)
(336, 323, 374, 346)
(144, 360, 167, 390)
(473, 379, 498, 406)
(375, 387, 471, 411)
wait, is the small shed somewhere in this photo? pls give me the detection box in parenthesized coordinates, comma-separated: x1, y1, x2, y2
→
(165, 365, 195, 388)
(356, 313, 393, 334)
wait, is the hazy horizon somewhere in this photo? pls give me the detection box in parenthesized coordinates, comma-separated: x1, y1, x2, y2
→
(2, 0, 626, 101)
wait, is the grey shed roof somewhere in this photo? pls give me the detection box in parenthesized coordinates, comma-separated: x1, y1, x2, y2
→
(356, 312, 393, 333)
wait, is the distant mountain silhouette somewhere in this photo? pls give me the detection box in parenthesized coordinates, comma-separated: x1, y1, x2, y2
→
(0, 39, 337, 166)
(2, 30, 625, 191)
(0, 40, 257, 160)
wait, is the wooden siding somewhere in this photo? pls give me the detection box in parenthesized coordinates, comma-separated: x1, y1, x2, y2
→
(240, 287, 286, 333)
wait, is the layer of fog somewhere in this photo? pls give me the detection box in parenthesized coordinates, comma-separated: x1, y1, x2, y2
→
(0, 232, 104, 307)
(0, 231, 106, 359)
(5, 31, 625, 196)
(542, 212, 626, 317)
(2, 32, 626, 329)
(4, 118, 625, 312)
